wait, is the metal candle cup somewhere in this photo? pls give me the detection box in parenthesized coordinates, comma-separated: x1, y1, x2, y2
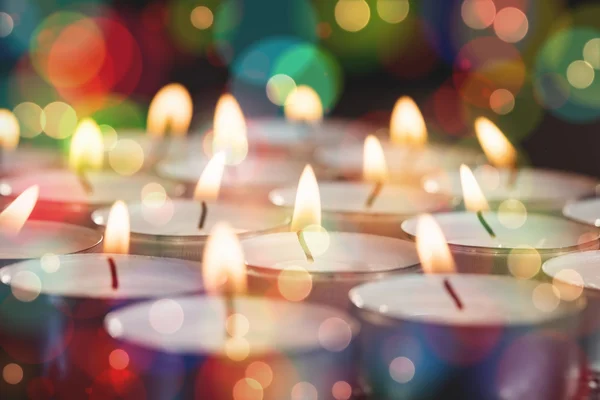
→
(350, 274, 586, 400)
(105, 295, 360, 400)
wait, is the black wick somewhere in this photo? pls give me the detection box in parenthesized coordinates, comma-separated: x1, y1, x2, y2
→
(198, 201, 208, 230)
(296, 231, 314, 262)
(443, 278, 463, 310)
(476, 210, 496, 238)
(365, 181, 384, 208)
(107, 256, 119, 290)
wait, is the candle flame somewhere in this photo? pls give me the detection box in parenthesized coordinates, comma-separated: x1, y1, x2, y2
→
(0, 109, 20, 151)
(194, 152, 226, 201)
(202, 221, 247, 295)
(460, 164, 490, 212)
(147, 83, 193, 138)
(475, 117, 517, 168)
(0, 185, 39, 236)
(284, 85, 323, 124)
(291, 165, 322, 232)
(212, 94, 248, 165)
(104, 200, 130, 254)
(416, 214, 456, 274)
(390, 96, 427, 147)
(69, 118, 104, 171)
(363, 135, 388, 183)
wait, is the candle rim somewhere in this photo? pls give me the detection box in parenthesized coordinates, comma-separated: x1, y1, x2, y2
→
(543, 250, 600, 290)
(563, 196, 600, 228)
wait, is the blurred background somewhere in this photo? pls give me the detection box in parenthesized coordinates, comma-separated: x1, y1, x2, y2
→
(1, 0, 599, 176)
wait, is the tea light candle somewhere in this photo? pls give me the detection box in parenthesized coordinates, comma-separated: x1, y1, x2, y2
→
(105, 295, 360, 400)
(562, 197, 600, 227)
(242, 232, 420, 310)
(543, 251, 600, 372)
(402, 211, 600, 274)
(0, 147, 61, 177)
(350, 274, 585, 400)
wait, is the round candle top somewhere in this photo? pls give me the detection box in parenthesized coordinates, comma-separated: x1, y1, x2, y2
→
(543, 250, 600, 290)
(270, 182, 452, 216)
(350, 274, 582, 326)
(105, 295, 359, 355)
(402, 212, 599, 251)
(92, 199, 290, 237)
(0, 254, 203, 299)
(0, 170, 185, 205)
(423, 167, 597, 206)
(0, 221, 101, 261)
(563, 197, 600, 227)
(242, 232, 419, 274)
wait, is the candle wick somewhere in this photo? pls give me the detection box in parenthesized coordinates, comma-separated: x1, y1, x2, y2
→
(107, 256, 119, 290)
(296, 230, 314, 263)
(476, 210, 496, 238)
(443, 278, 463, 310)
(77, 167, 94, 195)
(365, 181, 384, 208)
(198, 201, 208, 230)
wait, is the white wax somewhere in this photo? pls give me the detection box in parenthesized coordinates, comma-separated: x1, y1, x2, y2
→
(0, 254, 203, 299)
(563, 198, 600, 227)
(0, 170, 185, 205)
(0, 221, 101, 260)
(350, 274, 581, 325)
(543, 251, 600, 290)
(423, 167, 597, 208)
(105, 296, 359, 355)
(402, 211, 599, 250)
(0, 147, 60, 175)
(92, 200, 289, 237)
(242, 232, 419, 274)
(270, 182, 453, 216)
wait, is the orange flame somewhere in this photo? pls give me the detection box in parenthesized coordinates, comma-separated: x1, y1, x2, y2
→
(460, 164, 490, 212)
(0, 109, 20, 151)
(202, 221, 247, 294)
(416, 214, 456, 274)
(291, 165, 321, 232)
(390, 96, 427, 147)
(284, 85, 323, 124)
(69, 118, 104, 171)
(212, 94, 248, 165)
(475, 117, 517, 168)
(194, 152, 226, 201)
(363, 135, 388, 183)
(0, 185, 39, 236)
(147, 83, 193, 138)
(103, 201, 130, 254)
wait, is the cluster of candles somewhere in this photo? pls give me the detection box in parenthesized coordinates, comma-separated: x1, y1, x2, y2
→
(1, 83, 600, 400)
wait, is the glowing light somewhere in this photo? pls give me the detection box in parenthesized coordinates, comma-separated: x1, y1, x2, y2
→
(213, 94, 248, 165)
(191, 6, 214, 30)
(0, 109, 19, 151)
(0, 12, 14, 38)
(567, 60, 595, 89)
(475, 117, 517, 168)
(498, 199, 527, 229)
(69, 118, 104, 171)
(532, 283, 560, 313)
(103, 201, 130, 254)
(583, 38, 600, 69)
(11, 271, 42, 302)
(390, 96, 427, 147)
(415, 214, 456, 274)
(461, 0, 496, 30)
(291, 165, 321, 232)
(292, 382, 318, 400)
(100, 125, 118, 150)
(363, 135, 388, 183)
(332, 381, 352, 400)
(2, 363, 22, 385)
(233, 378, 263, 400)
(194, 152, 226, 201)
(278, 266, 313, 302)
(389, 357, 415, 383)
(489, 89, 515, 115)
(318, 317, 352, 352)
(109, 349, 130, 370)
(335, 0, 371, 32)
(41, 253, 61, 273)
(149, 298, 185, 334)
(246, 362, 273, 389)
(147, 83, 193, 138)
(141, 183, 167, 206)
(109, 139, 145, 176)
(552, 269, 584, 301)
(377, 0, 409, 24)
(13, 103, 44, 138)
(284, 86, 323, 124)
(0, 185, 39, 236)
(43, 102, 78, 139)
(508, 246, 541, 280)
(266, 74, 297, 106)
(226, 313, 250, 338)
(202, 222, 247, 294)
(493, 7, 529, 43)
(460, 164, 490, 212)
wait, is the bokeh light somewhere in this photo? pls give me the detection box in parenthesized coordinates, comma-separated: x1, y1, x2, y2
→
(245, 362, 273, 389)
(233, 377, 263, 400)
(552, 269, 585, 301)
(318, 317, 353, 352)
(332, 381, 352, 400)
(507, 246, 541, 280)
(42, 101, 77, 139)
(109, 139, 145, 176)
(389, 356, 415, 383)
(461, 0, 496, 30)
(0, 12, 15, 38)
(11, 270, 42, 302)
(149, 299, 184, 335)
(191, 6, 214, 30)
(489, 89, 515, 115)
(493, 8, 529, 43)
(583, 38, 600, 69)
(566, 60, 594, 89)
(109, 349, 130, 370)
(3, 363, 23, 385)
(335, 0, 371, 33)
(532, 283, 560, 313)
(377, 0, 409, 24)
(291, 382, 318, 400)
(13, 102, 44, 138)
(266, 74, 297, 106)
(278, 265, 313, 301)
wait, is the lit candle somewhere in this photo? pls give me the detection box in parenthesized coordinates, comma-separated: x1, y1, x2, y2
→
(104, 222, 360, 400)
(316, 96, 484, 184)
(351, 215, 586, 399)
(92, 152, 289, 260)
(243, 164, 420, 310)
(422, 118, 598, 212)
(403, 165, 600, 274)
(270, 146, 453, 237)
(0, 118, 184, 223)
(0, 201, 203, 399)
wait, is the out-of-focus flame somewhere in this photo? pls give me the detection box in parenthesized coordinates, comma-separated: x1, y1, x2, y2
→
(0, 109, 20, 151)
(416, 214, 456, 274)
(460, 164, 490, 212)
(194, 152, 226, 201)
(0, 185, 39, 236)
(202, 221, 247, 294)
(475, 117, 517, 168)
(390, 96, 427, 147)
(212, 94, 248, 165)
(104, 201, 130, 254)
(147, 83, 193, 138)
(291, 165, 322, 232)
(363, 135, 388, 183)
(69, 118, 104, 171)
(284, 85, 323, 124)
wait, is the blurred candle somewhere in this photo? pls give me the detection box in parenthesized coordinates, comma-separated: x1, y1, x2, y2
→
(351, 215, 586, 400)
